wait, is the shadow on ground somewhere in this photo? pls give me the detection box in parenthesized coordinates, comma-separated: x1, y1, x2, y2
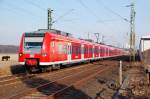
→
(10, 64, 27, 74)
(17, 75, 92, 99)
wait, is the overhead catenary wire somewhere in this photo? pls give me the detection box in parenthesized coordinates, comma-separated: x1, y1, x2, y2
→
(77, 0, 104, 23)
(76, 0, 125, 46)
(1, 5, 25, 16)
(24, 0, 76, 25)
(3, 1, 42, 19)
(52, 9, 75, 24)
(24, 0, 46, 11)
(96, 0, 129, 23)
(60, 18, 80, 22)
(76, 0, 121, 26)
(95, 0, 130, 47)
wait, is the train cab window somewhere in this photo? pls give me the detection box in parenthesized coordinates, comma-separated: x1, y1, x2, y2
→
(24, 33, 44, 53)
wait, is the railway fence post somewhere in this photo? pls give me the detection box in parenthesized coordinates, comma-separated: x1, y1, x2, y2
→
(119, 60, 123, 86)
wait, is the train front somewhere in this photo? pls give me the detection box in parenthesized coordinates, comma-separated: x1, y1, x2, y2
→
(18, 32, 50, 72)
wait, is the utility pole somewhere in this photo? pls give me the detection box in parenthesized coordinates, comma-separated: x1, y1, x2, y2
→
(48, 8, 53, 30)
(94, 33, 100, 43)
(87, 33, 90, 39)
(102, 35, 104, 44)
(130, 0, 136, 61)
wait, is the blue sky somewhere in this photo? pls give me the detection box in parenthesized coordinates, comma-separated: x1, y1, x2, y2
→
(0, 0, 149, 48)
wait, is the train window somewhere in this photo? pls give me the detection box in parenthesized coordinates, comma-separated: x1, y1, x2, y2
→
(101, 48, 103, 53)
(76, 47, 79, 54)
(89, 48, 91, 54)
(72, 46, 74, 54)
(72, 45, 81, 54)
(51, 41, 55, 47)
(92, 48, 94, 54)
(68, 45, 71, 54)
(84, 47, 87, 54)
(76, 47, 78, 54)
(100, 48, 104, 53)
(58, 44, 63, 54)
(81, 46, 84, 54)
(93, 48, 94, 54)
(90, 48, 92, 54)
(84, 47, 88, 54)
(99, 48, 101, 53)
(85, 48, 87, 54)
(58, 44, 67, 54)
(63, 45, 67, 54)
(78, 47, 81, 54)
(86, 48, 88, 54)
(25, 33, 45, 37)
(25, 42, 42, 47)
(108, 49, 109, 55)
(94, 47, 99, 54)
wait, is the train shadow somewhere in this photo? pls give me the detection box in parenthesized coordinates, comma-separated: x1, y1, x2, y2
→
(10, 64, 27, 74)
(106, 55, 131, 62)
(18, 76, 92, 99)
(108, 55, 140, 62)
(9, 63, 92, 98)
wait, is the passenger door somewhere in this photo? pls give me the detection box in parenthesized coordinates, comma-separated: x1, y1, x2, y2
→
(67, 43, 71, 62)
(81, 44, 84, 60)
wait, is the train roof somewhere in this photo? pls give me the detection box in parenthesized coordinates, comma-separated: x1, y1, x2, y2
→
(33, 29, 73, 37)
(25, 29, 125, 50)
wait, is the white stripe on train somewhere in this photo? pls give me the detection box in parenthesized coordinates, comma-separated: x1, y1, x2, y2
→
(19, 55, 123, 66)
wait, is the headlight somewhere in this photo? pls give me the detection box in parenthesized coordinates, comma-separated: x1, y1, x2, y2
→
(42, 53, 47, 57)
(19, 53, 23, 57)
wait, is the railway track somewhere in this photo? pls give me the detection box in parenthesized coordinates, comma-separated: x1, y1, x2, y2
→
(7, 63, 112, 99)
(0, 73, 26, 81)
(0, 73, 36, 85)
(0, 63, 97, 86)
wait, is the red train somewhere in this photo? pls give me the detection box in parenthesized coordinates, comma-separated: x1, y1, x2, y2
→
(19, 29, 127, 72)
